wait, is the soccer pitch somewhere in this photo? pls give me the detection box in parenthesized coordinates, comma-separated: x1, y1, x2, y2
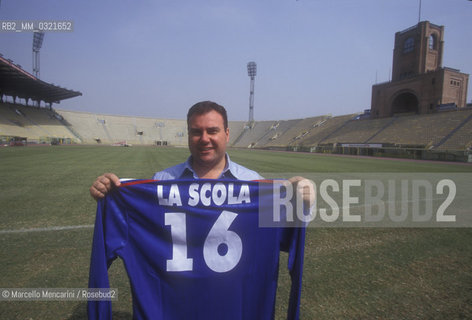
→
(1, 145, 471, 319)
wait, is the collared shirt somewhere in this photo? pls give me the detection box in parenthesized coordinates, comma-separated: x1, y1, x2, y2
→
(152, 154, 263, 181)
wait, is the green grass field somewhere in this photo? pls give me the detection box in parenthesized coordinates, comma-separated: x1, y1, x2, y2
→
(1, 145, 471, 319)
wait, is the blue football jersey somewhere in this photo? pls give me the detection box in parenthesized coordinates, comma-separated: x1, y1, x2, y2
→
(88, 179, 305, 320)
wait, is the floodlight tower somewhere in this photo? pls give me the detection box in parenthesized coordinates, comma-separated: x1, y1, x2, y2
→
(32, 32, 45, 78)
(247, 61, 257, 124)
(418, 0, 422, 23)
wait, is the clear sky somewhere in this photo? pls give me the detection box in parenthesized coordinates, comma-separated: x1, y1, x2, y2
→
(0, 0, 471, 121)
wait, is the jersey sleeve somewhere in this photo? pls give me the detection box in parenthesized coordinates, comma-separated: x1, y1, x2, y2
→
(87, 192, 129, 319)
(280, 225, 306, 320)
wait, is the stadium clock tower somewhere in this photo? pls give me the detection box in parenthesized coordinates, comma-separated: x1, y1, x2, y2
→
(391, 21, 443, 82)
(371, 21, 469, 118)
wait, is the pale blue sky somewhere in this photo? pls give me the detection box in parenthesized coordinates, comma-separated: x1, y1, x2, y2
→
(1, 0, 471, 121)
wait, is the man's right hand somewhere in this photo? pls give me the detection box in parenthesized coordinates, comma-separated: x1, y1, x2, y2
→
(89, 173, 121, 200)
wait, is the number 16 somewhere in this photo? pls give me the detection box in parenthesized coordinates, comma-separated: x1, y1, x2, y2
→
(165, 211, 243, 273)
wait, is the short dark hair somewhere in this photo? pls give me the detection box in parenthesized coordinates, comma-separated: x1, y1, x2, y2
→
(187, 101, 228, 130)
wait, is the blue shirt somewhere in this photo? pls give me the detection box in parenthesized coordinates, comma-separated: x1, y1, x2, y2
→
(152, 154, 263, 181)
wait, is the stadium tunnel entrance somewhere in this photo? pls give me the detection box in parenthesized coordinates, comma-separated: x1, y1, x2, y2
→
(391, 92, 419, 114)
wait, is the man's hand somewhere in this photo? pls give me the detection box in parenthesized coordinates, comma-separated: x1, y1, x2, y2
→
(289, 176, 315, 206)
(90, 173, 121, 200)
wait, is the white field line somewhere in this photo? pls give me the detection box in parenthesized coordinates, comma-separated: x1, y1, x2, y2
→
(0, 224, 94, 235)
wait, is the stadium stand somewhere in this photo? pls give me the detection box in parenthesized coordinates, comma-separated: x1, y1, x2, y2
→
(231, 120, 278, 148)
(263, 115, 330, 148)
(233, 119, 304, 148)
(0, 103, 78, 144)
(0, 54, 82, 145)
(56, 109, 188, 146)
(255, 119, 304, 147)
(2, 102, 471, 161)
(227, 121, 246, 145)
(0, 55, 81, 106)
(434, 109, 472, 150)
(321, 117, 396, 145)
(370, 109, 472, 148)
(291, 114, 359, 148)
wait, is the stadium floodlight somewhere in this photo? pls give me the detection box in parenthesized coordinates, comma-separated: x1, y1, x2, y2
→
(418, 0, 423, 24)
(247, 61, 257, 124)
(33, 32, 45, 79)
(247, 61, 257, 78)
(33, 32, 44, 51)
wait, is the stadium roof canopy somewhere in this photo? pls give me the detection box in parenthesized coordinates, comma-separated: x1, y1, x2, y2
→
(0, 54, 82, 105)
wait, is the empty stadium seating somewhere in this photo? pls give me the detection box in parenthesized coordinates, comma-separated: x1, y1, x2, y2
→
(0, 103, 78, 143)
(1, 103, 471, 161)
(263, 115, 330, 148)
(56, 109, 188, 146)
(231, 121, 277, 148)
(434, 110, 472, 150)
(321, 117, 395, 145)
(227, 121, 246, 145)
(369, 110, 472, 147)
(291, 114, 358, 147)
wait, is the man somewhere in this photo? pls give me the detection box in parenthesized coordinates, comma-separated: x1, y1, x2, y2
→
(88, 100, 308, 319)
(90, 101, 262, 199)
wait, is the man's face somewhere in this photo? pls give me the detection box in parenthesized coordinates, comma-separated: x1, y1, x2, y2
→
(188, 110, 229, 169)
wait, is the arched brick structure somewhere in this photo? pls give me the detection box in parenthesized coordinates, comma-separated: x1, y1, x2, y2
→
(371, 21, 469, 118)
